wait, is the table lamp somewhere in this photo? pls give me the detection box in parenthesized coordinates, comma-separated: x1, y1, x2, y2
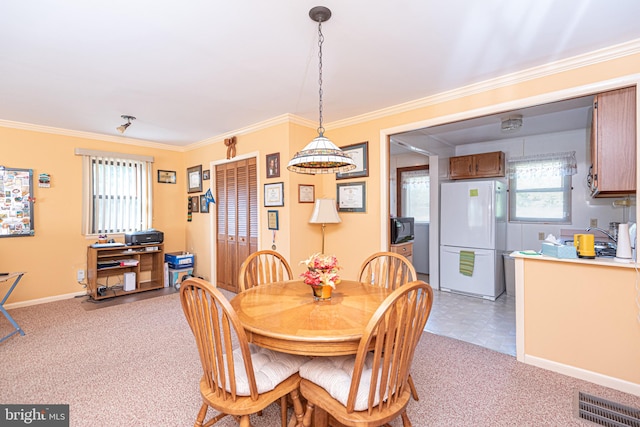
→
(309, 198, 341, 254)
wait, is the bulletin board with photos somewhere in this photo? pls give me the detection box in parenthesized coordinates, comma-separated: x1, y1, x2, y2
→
(0, 167, 35, 237)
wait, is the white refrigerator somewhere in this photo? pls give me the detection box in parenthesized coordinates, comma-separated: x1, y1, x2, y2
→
(439, 179, 506, 300)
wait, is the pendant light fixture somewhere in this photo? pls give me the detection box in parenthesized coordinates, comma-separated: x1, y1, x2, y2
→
(287, 6, 356, 175)
(116, 115, 136, 134)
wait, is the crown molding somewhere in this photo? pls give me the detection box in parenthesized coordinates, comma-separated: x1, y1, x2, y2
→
(0, 119, 183, 152)
(326, 38, 640, 131)
(186, 113, 317, 151)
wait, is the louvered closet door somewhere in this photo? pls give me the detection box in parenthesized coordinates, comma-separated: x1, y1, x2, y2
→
(215, 158, 257, 292)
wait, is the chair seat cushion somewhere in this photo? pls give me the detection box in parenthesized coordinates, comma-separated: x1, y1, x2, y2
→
(299, 353, 382, 411)
(226, 344, 309, 396)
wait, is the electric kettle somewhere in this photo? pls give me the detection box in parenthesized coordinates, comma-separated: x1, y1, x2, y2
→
(574, 234, 596, 258)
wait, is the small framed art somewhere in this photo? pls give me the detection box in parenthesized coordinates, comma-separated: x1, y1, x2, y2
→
(191, 195, 200, 213)
(298, 184, 315, 203)
(202, 169, 210, 180)
(267, 210, 279, 230)
(200, 194, 209, 213)
(336, 141, 369, 180)
(187, 165, 202, 193)
(157, 170, 176, 184)
(337, 181, 366, 212)
(266, 153, 280, 178)
(264, 182, 284, 207)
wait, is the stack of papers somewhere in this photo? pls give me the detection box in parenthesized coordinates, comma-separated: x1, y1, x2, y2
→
(119, 259, 139, 267)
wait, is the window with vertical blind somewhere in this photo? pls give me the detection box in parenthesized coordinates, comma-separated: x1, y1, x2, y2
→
(76, 149, 153, 235)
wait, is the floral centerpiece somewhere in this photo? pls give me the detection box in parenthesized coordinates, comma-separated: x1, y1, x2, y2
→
(300, 253, 341, 300)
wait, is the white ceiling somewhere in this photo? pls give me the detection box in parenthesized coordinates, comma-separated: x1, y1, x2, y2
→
(2, 1, 640, 147)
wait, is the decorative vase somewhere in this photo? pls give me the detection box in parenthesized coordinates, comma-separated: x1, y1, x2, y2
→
(312, 285, 332, 301)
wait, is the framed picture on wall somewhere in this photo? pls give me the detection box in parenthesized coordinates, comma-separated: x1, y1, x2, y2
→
(187, 165, 202, 193)
(267, 210, 279, 230)
(266, 153, 280, 178)
(298, 184, 315, 203)
(336, 142, 368, 179)
(337, 181, 366, 212)
(264, 182, 284, 207)
(200, 194, 209, 213)
(191, 195, 200, 212)
(157, 170, 176, 184)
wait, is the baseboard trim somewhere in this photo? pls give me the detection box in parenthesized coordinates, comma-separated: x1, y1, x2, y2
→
(4, 291, 87, 310)
(524, 354, 640, 397)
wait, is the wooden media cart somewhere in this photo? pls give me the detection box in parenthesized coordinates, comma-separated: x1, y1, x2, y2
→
(87, 243, 164, 300)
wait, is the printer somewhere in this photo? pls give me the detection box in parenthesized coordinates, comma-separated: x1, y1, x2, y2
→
(125, 229, 164, 246)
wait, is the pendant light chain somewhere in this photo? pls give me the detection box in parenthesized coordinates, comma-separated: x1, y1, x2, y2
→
(317, 19, 325, 136)
(286, 6, 356, 175)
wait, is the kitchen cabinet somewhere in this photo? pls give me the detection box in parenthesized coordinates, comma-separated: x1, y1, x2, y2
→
(588, 86, 636, 197)
(390, 241, 413, 264)
(449, 151, 505, 179)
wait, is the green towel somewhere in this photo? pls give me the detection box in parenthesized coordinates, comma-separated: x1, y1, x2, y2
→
(459, 250, 475, 277)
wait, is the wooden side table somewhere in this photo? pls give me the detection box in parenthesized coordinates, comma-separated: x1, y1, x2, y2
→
(0, 272, 26, 343)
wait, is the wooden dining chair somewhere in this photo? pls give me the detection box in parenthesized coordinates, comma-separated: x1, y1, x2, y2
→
(358, 251, 421, 401)
(180, 277, 308, 427)
(297, 280, 433, 427)
(239, 250, 293, 292)
(358, 251, 417, 291)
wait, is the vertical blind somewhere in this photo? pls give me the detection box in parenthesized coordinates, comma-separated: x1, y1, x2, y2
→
(77, 149, 153, 235)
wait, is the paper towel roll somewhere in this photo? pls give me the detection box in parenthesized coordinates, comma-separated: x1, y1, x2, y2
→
(616, 223, 632, 261)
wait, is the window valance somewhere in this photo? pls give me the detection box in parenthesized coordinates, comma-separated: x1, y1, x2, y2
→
(506, 151, 577, 179)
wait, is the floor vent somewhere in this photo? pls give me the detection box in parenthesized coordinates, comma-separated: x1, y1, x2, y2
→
(577, 392, 640, 427)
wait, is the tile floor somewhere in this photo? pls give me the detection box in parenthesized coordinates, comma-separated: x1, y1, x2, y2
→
(419, 274, 516, 356)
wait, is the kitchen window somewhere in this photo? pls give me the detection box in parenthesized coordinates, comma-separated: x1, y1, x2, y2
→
(76, 149, 153, 235)
(507, 151, 576, 223)
(397, 166, 429, 221)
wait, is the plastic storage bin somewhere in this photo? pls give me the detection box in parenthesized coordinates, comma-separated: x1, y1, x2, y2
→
(169, 267, 194, 288)
(165, 251, 194, 269)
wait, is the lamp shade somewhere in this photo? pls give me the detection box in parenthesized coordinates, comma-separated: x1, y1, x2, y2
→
(309, 198, 341, 224)
(288, 136, 356, 174)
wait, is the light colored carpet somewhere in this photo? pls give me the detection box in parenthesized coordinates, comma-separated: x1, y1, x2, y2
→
(1, 291, 639, 426)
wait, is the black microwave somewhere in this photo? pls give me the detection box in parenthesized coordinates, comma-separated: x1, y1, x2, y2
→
(390, 217, 414, 244)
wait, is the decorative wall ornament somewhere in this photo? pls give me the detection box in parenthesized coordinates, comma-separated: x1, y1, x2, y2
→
(224, 136, 237, 159)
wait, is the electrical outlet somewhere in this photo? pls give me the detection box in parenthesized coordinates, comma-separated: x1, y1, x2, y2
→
(538, 232, 545, 240)
(77, 269, 85, 281)
(590, 218, 598, 228)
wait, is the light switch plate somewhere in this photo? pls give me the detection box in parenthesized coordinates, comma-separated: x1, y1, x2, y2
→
(590, 218, 598, 228)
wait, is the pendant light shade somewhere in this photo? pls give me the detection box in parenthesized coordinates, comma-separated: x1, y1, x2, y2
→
(288, 135, 356, 174)
(287, 6, 356, 175)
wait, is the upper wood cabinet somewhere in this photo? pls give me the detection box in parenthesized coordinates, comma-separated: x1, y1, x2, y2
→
(588, 86, 637, 197)
(449, 151, 505, 180)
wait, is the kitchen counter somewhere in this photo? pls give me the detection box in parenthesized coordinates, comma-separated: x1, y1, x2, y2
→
(511, 252, 640, 396)
(510, 251, 637, 268)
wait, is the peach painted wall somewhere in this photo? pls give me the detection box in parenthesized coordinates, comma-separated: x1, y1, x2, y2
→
(522, 258, 640, 386)
(0, 126, 185, 304)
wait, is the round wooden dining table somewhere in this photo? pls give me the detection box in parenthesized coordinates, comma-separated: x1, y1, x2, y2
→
(230, 279, 392, 356)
